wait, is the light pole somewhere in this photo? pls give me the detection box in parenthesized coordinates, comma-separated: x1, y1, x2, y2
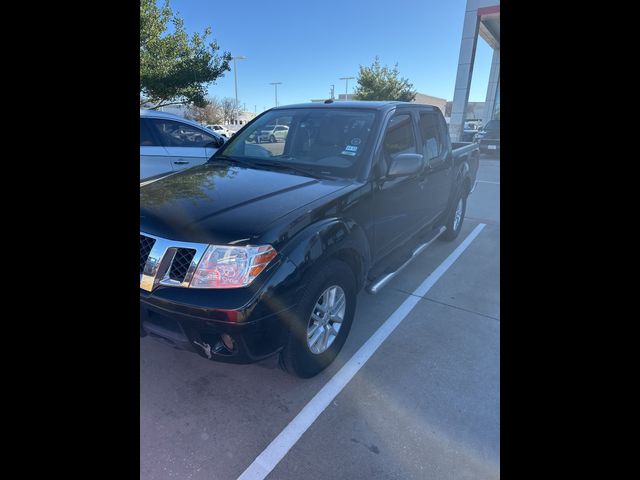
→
(231, 55, 247, 107)
(269, 82, 282, 107)
(339, 77, 355, 100)
(330, 84, 335, 100)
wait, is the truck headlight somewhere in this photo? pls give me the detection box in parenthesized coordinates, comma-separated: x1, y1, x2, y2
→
(190, 245, 277, 288)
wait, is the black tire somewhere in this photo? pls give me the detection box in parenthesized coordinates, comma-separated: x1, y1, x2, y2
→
(270, 135, 276, 143)
(279, 259, 357, 378)
(441, 188, 467, 241)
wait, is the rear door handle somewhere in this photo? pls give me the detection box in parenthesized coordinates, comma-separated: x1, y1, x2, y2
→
(173, 160, 189, 165)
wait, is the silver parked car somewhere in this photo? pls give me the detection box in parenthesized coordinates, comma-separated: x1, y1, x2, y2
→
(140, 109, 226, 182)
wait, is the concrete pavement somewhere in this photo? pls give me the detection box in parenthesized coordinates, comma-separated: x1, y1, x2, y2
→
(140, 157, 500, 480)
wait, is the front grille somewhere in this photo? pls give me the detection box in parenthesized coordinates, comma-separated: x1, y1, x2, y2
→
(140, 235, 156, 274)
(168, 248, 196, 282)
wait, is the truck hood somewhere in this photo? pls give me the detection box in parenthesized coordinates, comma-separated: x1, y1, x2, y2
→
(140, 162, 351, 244)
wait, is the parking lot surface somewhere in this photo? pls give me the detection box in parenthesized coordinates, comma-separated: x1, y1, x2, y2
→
(140, 156, 500, 480)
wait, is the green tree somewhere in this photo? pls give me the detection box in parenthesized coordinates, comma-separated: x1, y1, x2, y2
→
(353, 57, 416, 102)
(140, 0, 231, 109)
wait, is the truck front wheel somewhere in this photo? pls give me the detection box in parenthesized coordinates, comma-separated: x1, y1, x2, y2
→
(279, 259, 356, 378)
(442, 189, 467, 241)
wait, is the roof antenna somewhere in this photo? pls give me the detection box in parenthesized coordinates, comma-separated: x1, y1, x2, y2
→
(324, 99, 334, 104)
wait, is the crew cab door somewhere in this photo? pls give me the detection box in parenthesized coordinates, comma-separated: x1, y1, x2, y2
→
(417, 110, 452, 222)
(140, 118, 172, 181)
(148, 118, 219, 173)
(372, 112, 428, 260)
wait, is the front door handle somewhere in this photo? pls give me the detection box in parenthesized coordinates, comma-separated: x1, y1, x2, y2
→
(173, 160, 189, 165)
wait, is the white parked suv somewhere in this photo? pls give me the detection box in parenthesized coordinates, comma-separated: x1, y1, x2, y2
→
(205, 124, 233, 138)
(255, 124, 289, 143)
(140, 110, 226, 182)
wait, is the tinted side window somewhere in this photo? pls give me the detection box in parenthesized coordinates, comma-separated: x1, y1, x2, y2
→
(418, 112, 443, 162)
(150, 119, 216, 147)
(140, 118, 158, 146)
(438, 114, 451, 151)
(383, 114, 417, 160)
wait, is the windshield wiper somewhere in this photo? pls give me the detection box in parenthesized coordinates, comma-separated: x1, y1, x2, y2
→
(209, 155, 252, 167)
(253, 160, 325, 179)
(213, 155, 330, 180)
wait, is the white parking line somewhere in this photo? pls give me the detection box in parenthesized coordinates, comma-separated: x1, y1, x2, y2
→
(237, 223, 487, 480)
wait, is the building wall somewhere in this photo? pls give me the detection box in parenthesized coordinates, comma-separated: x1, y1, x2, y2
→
(450, 0, 500, 141)
(318, 92, 447, 115)
(226, 111, 257, 130)
(412, 93, 447, 116)
(445, 101, 485, 119)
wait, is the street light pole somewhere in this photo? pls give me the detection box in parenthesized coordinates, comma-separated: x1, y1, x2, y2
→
(231, 55, 247, 107)
(339, 77, 355, 100)
(330, 84, 335, 100)
(269, 82, 282, 107)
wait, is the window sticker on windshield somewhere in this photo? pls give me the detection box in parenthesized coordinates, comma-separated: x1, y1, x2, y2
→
(341, 145, 358, 156)
(350, 138, 361, 146)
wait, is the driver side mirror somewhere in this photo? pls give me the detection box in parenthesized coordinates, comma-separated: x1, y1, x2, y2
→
(386, 153, 424, 178)
(208, 137, 226, 148)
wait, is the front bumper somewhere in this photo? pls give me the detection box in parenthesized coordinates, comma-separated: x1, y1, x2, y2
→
(140, 299, 294, 363)
(140, 257, 303, 364)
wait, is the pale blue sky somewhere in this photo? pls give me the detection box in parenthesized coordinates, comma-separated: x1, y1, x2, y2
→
(169, 0, 492, 112)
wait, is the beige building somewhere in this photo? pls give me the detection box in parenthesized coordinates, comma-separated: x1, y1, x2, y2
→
(227, 111, 257, 131)
(311, 92, 448, 115)
(445, 101, 485, 120)
(412, 93, 447, 116)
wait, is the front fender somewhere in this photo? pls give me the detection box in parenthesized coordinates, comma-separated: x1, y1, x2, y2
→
(278, 217, 371, 290)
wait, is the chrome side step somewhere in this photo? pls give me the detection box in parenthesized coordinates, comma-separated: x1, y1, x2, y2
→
(367, 226, 446, 294)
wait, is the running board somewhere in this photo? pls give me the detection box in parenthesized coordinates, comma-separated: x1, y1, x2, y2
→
(367, 226, 446, 294)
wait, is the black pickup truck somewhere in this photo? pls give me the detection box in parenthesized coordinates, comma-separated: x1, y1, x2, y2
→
(140, 101, 479, 378)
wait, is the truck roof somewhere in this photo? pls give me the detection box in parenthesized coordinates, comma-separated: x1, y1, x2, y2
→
(271, 101, 439, 112)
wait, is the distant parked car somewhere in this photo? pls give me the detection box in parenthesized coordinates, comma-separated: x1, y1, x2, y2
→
(464, 119, 482, 130)
(474, 119, 500, 155)
(140, 110, 226, 182)
(461, 119, 482, 142)
(206, 124, 233, 138)
(461, 127, 478, 142)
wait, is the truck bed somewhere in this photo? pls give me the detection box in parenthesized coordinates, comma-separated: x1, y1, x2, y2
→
(451, 141, 480, 192)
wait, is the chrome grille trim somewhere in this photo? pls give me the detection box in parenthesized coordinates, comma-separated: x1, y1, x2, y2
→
(140, 232, 210, 292)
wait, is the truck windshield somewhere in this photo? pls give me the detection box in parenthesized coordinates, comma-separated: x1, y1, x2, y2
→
(216, 108, 378, 179)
